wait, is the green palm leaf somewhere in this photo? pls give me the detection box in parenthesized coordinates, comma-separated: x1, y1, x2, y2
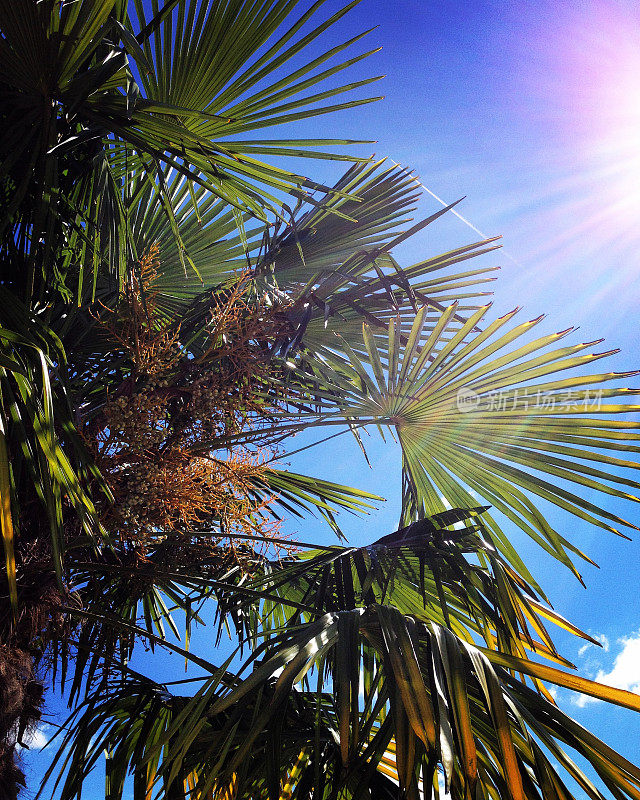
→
(0, 291, 109, 595)
(252, 161, 500, 357)
(42, 513, 640, 800)
(0, 0, 381, 307)
(297, 305, 640, 578)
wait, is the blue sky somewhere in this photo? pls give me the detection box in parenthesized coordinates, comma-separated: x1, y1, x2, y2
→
(22, 0, 640, 796)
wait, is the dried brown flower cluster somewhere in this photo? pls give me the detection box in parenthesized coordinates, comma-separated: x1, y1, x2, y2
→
(88, 247, 295, 558)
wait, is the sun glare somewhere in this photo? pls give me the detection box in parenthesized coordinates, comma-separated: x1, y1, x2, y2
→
(553, 1, 640, 221)
(500, 0, 640, 305)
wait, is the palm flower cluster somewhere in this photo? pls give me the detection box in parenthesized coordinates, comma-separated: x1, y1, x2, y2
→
(88, 247, 290, 552)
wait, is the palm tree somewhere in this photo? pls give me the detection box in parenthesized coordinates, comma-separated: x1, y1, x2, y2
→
(1, 2, 639, 799)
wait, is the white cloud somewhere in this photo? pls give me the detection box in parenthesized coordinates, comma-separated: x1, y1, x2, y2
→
(573, 693, 593, 708)
(17, 724, 50, 750)
(574, 630, 640, 708)
(577, 633, 609, 658)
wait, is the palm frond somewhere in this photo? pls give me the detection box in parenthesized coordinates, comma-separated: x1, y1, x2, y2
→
(0, 0, 380, 306)
(0, 291, 109, 597)
(253, 161, 500, 357)
(296, 306, 640, 579)
(42, 512, 640, 800)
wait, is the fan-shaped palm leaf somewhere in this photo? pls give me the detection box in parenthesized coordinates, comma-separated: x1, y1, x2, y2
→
(291, 305, 640, 580)
(251, 161, 501, 357)
(0, 0, 381, 306)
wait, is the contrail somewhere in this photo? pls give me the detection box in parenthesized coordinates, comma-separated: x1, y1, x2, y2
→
(389, 159, 522, 267)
